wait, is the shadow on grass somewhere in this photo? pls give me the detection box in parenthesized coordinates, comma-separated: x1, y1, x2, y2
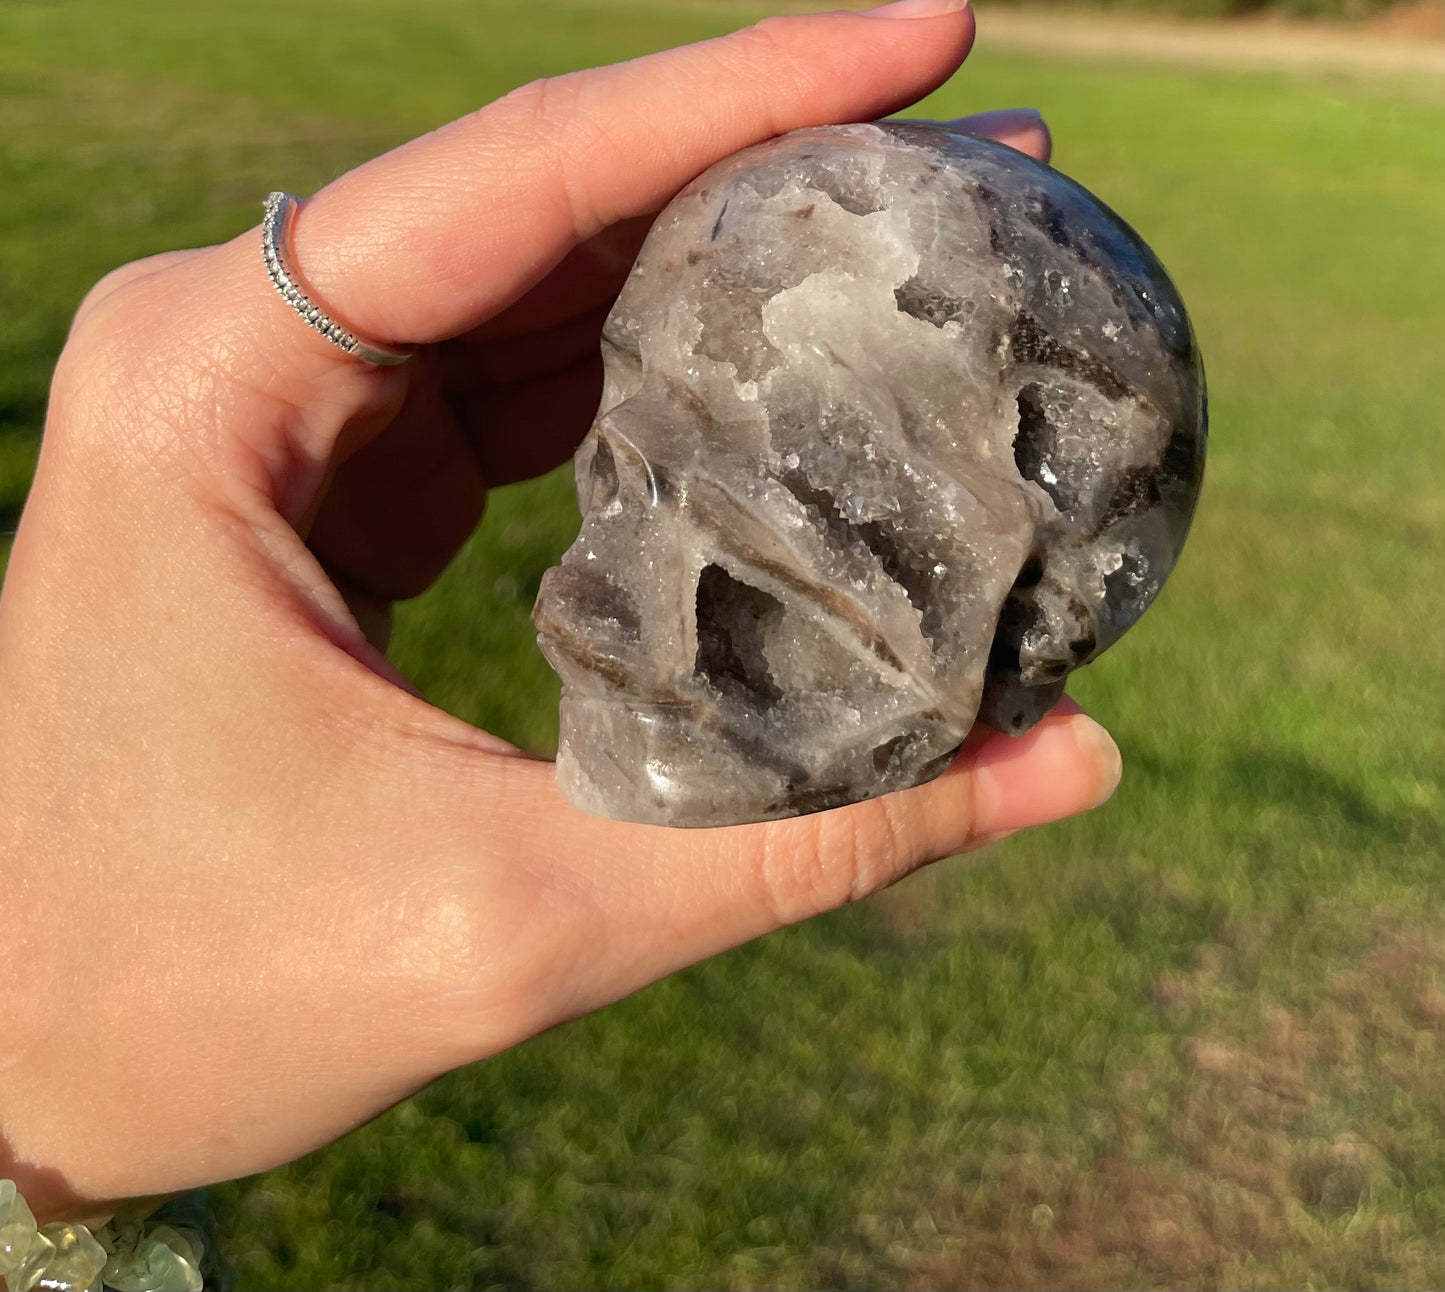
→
(1224, 748, 1441, 847)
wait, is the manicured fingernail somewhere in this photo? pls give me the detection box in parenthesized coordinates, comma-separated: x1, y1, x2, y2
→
(869, 0, 969, 19)
(1073, 714, 1123, 808)
(950, 107, 1045, 135)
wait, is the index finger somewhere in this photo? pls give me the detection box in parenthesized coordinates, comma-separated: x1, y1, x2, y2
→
(283, 0, 976, 352)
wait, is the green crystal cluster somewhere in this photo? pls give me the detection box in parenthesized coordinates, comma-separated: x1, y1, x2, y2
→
(0, 1182, 204, 1292)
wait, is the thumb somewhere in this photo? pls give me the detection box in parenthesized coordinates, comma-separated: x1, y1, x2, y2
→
(411, 699, 1121, 1057)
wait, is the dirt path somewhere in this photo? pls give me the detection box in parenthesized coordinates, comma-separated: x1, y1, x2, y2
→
(731, 0, 1445, 80)
(974, 3, 1445, 81)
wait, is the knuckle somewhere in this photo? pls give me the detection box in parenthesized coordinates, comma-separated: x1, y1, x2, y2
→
(74, 264, 139, 326)
(753, 817, 844, 928)
(72, 250, 195, 337)
(477, 74, 595, 226)
(726, 16, 823, 85)
(754, 796, 923, 928)
(49, 251, 232, 468)
(489, 74, 580, 154)
(491, 76, 552, 133)
(60, 260, 179, 398)
(736, 13, 809, 59)
(702, 19, 822, 139)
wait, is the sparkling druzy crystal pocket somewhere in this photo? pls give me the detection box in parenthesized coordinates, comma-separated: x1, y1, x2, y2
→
(533, 122, 1206, 827)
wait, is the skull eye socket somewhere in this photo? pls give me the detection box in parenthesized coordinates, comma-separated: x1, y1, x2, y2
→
(694, 564, 784, 710)
(1014, 382, 1088, 514)
(1101, 547, 1155, 624)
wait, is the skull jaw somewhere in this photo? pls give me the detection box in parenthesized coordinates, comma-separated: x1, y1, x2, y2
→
(555, 690, 969, 828)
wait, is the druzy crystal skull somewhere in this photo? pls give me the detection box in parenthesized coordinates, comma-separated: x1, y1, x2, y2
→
(534, 122, 1206, 827)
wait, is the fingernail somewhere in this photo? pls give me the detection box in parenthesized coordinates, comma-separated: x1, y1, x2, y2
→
(1073, 714, 1123, 808)
(949, 107, 1045, 135)
(868, 0, 969, 19)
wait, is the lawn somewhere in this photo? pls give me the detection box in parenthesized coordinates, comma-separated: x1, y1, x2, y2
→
(1, 1, 1443, 1287)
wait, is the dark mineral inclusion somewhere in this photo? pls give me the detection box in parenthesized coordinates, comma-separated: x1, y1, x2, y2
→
(533, 122, 1207, 827)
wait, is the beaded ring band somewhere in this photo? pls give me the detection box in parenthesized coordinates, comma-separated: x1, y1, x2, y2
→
(261, 192, 413, 366)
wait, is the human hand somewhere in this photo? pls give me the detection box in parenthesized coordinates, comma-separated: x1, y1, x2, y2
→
(0, 0, 1118, 1221)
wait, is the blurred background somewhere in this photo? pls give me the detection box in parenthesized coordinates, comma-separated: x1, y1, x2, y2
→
(2, 0, 1442, 1287)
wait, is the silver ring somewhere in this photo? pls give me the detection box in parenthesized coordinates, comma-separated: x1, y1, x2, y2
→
(261, 192, 412, 366)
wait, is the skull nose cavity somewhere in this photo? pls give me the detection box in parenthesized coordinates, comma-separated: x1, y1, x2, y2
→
(592, 420, 665, 507)
(588, 435, 619, 510)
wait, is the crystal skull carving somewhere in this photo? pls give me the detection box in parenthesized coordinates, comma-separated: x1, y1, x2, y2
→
(533, 122, 1206, 827)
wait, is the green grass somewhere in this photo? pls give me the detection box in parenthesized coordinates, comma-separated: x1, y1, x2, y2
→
(2, 1, 1443, 1287)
